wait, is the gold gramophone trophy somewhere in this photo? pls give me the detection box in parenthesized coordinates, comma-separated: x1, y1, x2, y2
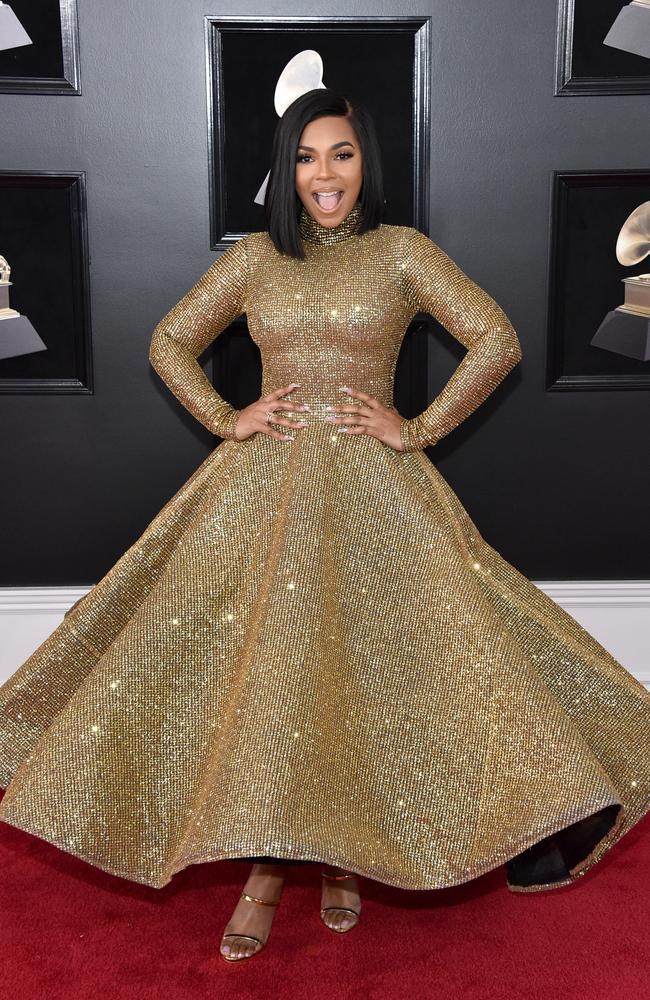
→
(590, 202, 650, 362)
(0, 255, 47, 361)
(0, 256, 19, 319)
(604, 1, 650, 59)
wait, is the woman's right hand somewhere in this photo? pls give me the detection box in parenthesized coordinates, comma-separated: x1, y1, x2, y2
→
(234, 383, 309, 442)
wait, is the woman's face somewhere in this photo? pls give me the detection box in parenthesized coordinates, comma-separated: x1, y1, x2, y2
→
(295, 115, 363, 228)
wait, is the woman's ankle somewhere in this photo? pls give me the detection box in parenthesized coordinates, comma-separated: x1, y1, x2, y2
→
(249, 862, 287, 878)
(322, 865, 356, 878)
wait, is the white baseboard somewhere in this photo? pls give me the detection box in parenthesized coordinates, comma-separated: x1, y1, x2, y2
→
(0, 583, 648, 689)
(0, 588, 90, 686)
(537, 581, 650, 689)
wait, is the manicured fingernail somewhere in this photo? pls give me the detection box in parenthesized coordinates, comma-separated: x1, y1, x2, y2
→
(289, 382, 301, 387)
(337, 426, 348, 433)
(340, 386, 351, 392)
(324, 404, 334, 411)
(284, 435, 294, 441)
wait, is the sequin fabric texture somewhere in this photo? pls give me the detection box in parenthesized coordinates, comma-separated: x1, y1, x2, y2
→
(0, 202, 648, 892)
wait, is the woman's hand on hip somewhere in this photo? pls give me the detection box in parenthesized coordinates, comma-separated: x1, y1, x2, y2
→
(234, 383, 309, 442)
(326, 387, 406, 451)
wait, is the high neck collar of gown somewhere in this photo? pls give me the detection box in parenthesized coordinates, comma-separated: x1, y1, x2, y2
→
(298, 200, 363, 246)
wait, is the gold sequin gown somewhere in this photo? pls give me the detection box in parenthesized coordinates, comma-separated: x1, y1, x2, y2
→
(1, 202, 648, 893)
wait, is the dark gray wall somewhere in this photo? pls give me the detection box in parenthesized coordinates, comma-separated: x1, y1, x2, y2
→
(1, 1, 648, 585)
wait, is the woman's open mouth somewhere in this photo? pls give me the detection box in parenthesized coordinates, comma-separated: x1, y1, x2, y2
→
(312, 191, 344, 212)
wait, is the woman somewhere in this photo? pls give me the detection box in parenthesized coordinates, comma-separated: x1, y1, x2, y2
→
(0, 89, 648, 966)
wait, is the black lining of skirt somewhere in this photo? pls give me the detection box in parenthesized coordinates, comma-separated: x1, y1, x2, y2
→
(506, 804, 621, 887)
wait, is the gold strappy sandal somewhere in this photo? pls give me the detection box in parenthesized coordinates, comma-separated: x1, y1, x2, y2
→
(320, 870, 361, 933)
(220, 890, 282, 962)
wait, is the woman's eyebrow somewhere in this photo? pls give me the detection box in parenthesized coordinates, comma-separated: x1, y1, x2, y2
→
(296, 141, 355, 152)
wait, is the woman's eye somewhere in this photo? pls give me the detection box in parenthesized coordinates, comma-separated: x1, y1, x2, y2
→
(296, 152, 354, 163)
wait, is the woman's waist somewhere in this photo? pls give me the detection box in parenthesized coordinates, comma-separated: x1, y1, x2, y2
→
(260, 378, 395, 413)
(268, 397, 394, 424)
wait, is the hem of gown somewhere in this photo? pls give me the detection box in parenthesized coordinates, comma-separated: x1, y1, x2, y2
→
(506, 801, 628, 893)
(0, 791, 637, 894)
(230, 856, 312, 865)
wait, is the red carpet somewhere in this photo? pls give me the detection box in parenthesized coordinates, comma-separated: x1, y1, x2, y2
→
(1, 791, 648, 1000)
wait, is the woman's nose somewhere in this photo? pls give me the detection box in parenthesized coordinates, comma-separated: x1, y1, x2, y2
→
(315, 162, 336, 179)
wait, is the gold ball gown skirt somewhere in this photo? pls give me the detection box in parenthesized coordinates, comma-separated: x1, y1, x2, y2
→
(0, 202, 648, 892)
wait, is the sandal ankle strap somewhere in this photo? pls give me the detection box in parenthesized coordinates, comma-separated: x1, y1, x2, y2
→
(321, 870, 357, 880)
(240, 890, 281, 906)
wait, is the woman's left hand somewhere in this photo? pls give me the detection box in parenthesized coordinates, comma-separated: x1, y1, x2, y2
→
(326, 386, 406, 451)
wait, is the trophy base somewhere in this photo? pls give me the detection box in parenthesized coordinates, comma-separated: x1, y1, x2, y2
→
(590, 309, 650, 362)
(0, 315, 47, 361)
(603, 6, 650, 60)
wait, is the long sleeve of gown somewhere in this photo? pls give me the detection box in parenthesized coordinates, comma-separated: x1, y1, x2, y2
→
(148, 235, 249, 440)
(398, 228, 522, 452)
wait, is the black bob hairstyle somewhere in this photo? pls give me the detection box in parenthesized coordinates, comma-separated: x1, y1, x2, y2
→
(264, 88, 385, 259)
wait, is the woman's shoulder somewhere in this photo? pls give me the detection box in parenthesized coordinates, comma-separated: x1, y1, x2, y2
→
(230, 224, 431, 260)
(219, 230, 275, 268)
(377, 222, 435, 244)
(377, 221, 415, 237)
(372, 222, 434, 260)
(233, 229, 279, 257)
(377, 224, 450, 267)
(233, 229, 269, 248)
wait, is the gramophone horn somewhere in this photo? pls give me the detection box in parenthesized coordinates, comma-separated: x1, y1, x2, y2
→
(274, 49, 326, 117)
(616, 200, 650, 266)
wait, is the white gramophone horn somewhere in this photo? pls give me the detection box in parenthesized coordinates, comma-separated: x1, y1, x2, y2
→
(254, 50, 327, 206)
(616, 200, 650, 266)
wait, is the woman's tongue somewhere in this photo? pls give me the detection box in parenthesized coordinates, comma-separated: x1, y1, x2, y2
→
(314, 191, 342, 211)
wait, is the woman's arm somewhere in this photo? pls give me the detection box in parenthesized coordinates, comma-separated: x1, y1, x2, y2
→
(148, 235, 250, 440)
(399, 228, 522, 452)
